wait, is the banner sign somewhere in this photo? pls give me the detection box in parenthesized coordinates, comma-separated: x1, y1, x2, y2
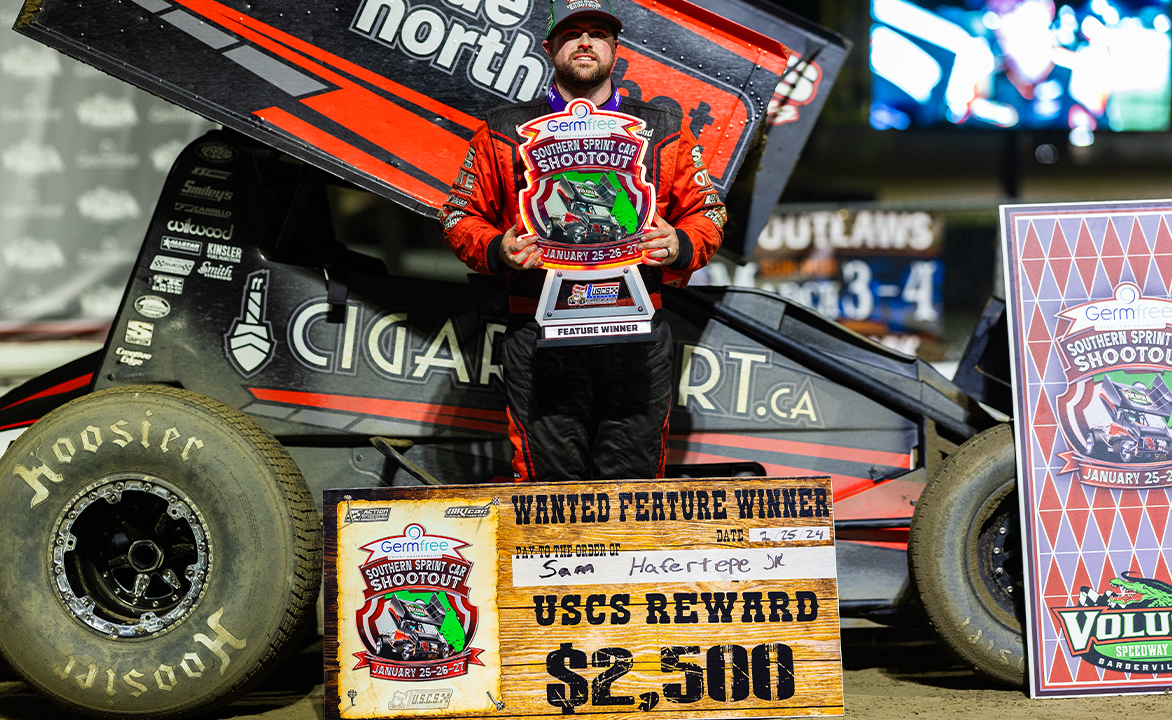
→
(1003, 199, 1172, 697)
(325, 477, 843, 719)
(748, 210, 943, 355)
(0, 3, 211, 337)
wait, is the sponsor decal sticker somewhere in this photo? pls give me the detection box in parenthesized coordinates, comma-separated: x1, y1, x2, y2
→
(114, 347, 152, 367)
(206, 243, 243, 263)
(174, 202, 231, 219)
(387, 688, 454, 710)
(166, 217, 234, 240)
(225, 270, 275, 376)
(196, 142, 237, 164)
(160, 236, 202, 255)
(191, 166, 232, 180)
(149, 255, 195, 276)
(124, 320, 154, 347)
(151, 274, 185, 295)
(347, 507, 392, 523)
(134, 295, 171, 319)
(197, 261, 233, 282)
(567, 282, 620, 307)
(444, 498, 499, 519)
(165, 216, 233, 242)
(180, 180, 233, 202)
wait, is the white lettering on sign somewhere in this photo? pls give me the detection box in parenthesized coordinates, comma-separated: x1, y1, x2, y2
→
(350, 0, 545, 102)
(756, 211, 935, 252)
(511, 545, 837, 587)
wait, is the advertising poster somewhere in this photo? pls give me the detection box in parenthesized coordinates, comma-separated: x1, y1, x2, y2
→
(746, 210, 943, 356)
(325, 477, 843, 719)
(1003, 200, 1172, 697)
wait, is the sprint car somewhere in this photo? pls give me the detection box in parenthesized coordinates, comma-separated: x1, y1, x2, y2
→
(0, 129, 1021, 717)
(0, 1, 1023, 718)
(1086, 376, 1172, 463)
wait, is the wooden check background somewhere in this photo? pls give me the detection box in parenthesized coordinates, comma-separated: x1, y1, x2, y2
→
(325, 477, 842, 719)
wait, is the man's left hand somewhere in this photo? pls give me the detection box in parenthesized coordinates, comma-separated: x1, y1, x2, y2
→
(636, 215, 679, 267)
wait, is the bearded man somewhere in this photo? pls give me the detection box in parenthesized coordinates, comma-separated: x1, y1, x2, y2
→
(440, 0, 725, 482)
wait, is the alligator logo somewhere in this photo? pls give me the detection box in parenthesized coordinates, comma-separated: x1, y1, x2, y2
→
(1051, 572, 1172, 673)
(1108, 574, 1172, 608)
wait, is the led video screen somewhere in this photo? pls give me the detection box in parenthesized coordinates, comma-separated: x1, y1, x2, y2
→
(870, 0, 1171, 131)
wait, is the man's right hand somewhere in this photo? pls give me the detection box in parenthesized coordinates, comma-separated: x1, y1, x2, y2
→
(500, 218, 544, 270)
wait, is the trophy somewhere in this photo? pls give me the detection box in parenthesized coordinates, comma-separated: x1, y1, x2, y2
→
(516, 99, 658, 346)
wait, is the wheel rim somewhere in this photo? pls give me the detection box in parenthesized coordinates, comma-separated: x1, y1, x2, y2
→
(51, 474, 211, 638)
(1119, 440, 1136, 462)
(966, 480, 1024, 631)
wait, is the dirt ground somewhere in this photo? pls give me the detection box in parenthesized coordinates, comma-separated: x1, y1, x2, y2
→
(2, 628, 1170, 719)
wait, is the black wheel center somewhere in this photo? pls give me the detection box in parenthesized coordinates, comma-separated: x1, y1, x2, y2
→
(52, 475, 210, 638)
(128, 539, 164, 573)
(973, 488, 1025, 625)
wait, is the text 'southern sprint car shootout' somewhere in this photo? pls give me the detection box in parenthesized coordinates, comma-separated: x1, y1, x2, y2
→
(0, 0, 1020, 717)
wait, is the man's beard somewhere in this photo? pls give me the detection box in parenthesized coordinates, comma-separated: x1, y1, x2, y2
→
(553, 52, 614, 91)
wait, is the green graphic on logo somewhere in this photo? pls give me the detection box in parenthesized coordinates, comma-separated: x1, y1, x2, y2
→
(386, 590, 467, 651)
(1096, 369, 1172, 427)
(552, 170, 637, 234)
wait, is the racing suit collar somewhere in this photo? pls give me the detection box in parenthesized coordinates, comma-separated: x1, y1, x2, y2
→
(546, 81, 622, 112)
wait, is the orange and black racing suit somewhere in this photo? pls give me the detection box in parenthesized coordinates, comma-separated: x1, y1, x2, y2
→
(441, 94, 725, 482)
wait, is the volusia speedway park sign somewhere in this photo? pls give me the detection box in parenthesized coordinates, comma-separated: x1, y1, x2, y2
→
(324, 477, 843, 719)
(1003, 199, 1172, 697)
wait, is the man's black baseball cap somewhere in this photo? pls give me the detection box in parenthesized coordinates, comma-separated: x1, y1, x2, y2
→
(546, 0, 622, 39)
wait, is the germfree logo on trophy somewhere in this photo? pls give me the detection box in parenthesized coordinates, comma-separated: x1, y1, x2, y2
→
(517, 99, 657, 345)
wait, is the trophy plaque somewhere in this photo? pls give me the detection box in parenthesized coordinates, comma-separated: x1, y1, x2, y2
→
(516, 99, 658, 346)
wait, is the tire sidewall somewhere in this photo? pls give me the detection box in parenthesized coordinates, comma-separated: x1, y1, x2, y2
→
(0, 387, 303, 717)
(909, 423, 1025, 686)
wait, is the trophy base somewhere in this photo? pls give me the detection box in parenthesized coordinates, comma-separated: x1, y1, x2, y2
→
(535, 267, 657, 348)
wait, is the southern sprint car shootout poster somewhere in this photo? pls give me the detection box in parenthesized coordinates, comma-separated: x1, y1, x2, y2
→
(1004, 199, 1172, 697)
(324, 478, 843, 719)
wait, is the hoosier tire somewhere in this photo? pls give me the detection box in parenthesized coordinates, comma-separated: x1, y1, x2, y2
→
(908, 423, 1025, 686)
(0, 386, 322, 718)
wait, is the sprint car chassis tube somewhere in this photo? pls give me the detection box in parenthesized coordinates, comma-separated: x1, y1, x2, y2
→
(666, 288, 983, 442)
